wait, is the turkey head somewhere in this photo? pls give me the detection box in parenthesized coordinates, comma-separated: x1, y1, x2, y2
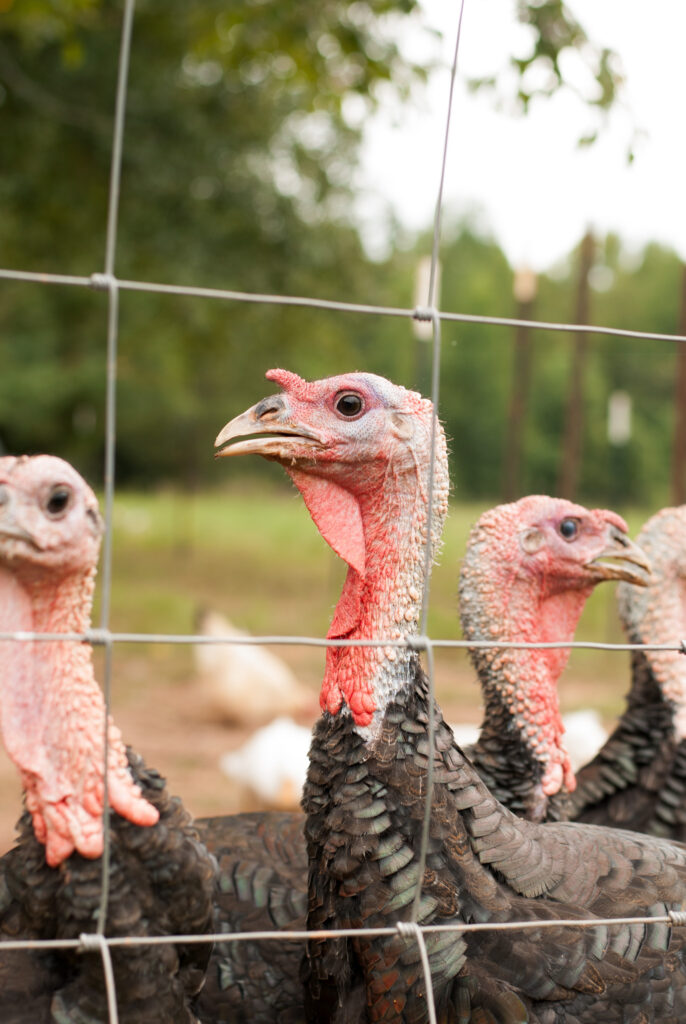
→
(460, 495, 650, 808)
(216, 368, 449, 733)
(0, 455, 158, 867)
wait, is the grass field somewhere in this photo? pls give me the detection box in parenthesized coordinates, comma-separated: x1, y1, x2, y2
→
(0, 483, 650, 851)
(105, 482, 643, 701)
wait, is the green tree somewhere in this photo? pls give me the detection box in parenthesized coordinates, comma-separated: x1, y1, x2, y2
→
(0, 1, 648, 491)
(0, 0, 426, 480)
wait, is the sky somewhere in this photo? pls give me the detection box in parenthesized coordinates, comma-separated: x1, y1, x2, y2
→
(355, 1, 686, 272)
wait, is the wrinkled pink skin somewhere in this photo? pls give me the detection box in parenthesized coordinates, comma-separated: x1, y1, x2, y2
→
(0, 456, 158, 867)
(618, 505, 686, 735)
(225, 370, 450, 736)
(460, 496, 635, 798)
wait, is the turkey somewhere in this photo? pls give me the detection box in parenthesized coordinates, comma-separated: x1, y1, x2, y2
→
(201, 497, 648, 1017)
(458, 495, 650, 821)
(0, 455, 215, 1023)
(553, 504, 686, 838)
(217, 368, 686, 1023)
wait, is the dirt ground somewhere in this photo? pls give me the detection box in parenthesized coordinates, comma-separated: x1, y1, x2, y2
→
(0, 647, 624, 856)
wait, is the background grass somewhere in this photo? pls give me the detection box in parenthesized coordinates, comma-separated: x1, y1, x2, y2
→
(104, 483, 643, 712)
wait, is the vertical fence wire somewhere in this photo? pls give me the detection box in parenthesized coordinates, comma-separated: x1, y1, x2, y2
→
(92, 0, 137, 1002)
(79, 934, 120, 1024)
(412, 0, 465, 926)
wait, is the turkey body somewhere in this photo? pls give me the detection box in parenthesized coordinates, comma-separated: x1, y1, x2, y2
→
(304, 660, 686, 1024)
(0, 750, 215, 1024)
(550, 651, 683, 834)
(195, 811, 308, 1024)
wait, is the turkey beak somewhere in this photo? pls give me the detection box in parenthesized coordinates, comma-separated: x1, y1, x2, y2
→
(0, 485, 39, 548)
(588, 525, 652, 586)
(214, 394, 324, 460)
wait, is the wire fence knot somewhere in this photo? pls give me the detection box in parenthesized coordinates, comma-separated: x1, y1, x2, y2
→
(412, 305, 438, 324)
(396, 920, 422, 939)
(669, 910, 686, 926)
(90, 272, 117, 292)
(85, 628, 111, 647)
(407, 635, 431, 652)
(78, 932, 106, 954)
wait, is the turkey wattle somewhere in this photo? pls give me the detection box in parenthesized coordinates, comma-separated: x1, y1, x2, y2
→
(217, 369, 686, 1023)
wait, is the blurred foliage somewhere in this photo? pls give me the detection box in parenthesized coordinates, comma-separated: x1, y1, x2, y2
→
(0, 1, 681, 508)
(468, 1, 638, 158)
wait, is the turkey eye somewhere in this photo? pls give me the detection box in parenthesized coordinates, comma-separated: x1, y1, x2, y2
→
(335, 392, 363, 418)
(45, 486, 71, 517)
(559, 518, 579, 541)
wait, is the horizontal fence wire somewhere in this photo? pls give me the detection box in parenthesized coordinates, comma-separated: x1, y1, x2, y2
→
(1, 267, 686, 343)
(2, 908, 686, 954)
(2, 0, 686, 1020)
(0, 629, 685, 653)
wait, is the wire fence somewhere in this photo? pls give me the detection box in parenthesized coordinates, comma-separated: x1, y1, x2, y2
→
(2, 2, 686, 1023)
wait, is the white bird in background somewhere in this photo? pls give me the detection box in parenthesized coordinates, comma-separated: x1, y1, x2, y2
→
(220, 716, 311, 811)
(193, 608, 316, 726)
(560, 709, 609, 772)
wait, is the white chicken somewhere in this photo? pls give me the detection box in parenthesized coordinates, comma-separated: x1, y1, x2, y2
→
(220, 716, 311, 811)
(194, 608, 316, 726)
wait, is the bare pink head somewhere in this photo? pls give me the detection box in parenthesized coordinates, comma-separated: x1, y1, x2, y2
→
(0, 454, 103, 579)
(216, 370, 449, 732)
(460, 495, 650, 799)
(618, 505, 686, 734)
(216, 369, 441, 576)
(0, 455, 158, 867)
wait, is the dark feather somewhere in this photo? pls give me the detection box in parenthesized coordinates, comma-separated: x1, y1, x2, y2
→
(0, 749, 215, 1024)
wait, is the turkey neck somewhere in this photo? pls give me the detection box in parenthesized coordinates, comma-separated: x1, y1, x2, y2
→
(621, 551, 686, 739)
(461, 557, 592, 808)
(317, 433, 449, 738)
(0, 562, 153, 866)
(0, 563, 96, 774)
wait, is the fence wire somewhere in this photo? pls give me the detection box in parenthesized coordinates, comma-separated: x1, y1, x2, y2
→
(2, 1, 686, 1022)
(1, 266, 686, 344)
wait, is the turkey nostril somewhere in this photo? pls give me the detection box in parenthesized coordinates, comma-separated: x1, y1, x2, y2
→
(255, 396, 285, 421)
